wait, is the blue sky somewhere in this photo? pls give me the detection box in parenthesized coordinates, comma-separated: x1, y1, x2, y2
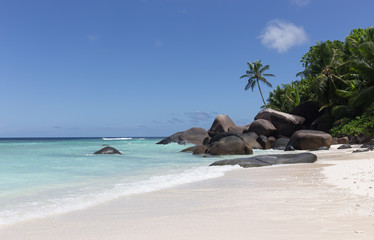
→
(0, 0, 373, 137)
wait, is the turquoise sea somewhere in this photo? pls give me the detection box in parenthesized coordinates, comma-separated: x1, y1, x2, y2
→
(0, 137, 277, 226)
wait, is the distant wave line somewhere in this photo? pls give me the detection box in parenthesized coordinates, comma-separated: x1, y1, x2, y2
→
(102, 138, 133, 141)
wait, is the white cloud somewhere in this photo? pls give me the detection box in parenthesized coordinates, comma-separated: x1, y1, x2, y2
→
(291, 0, 311, 6)
(258, 20, 309, 53)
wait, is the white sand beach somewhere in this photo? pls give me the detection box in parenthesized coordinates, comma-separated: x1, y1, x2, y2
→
(1, 146, 374, 240)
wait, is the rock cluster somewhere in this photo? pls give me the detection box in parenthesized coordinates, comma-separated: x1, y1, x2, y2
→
(158, 108, 334, 156)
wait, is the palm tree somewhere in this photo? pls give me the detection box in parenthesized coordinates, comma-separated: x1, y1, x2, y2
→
(240, 60, 274, 105)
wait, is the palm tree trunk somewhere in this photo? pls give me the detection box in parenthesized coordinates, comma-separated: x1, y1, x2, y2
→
(257, 79, 266, 105)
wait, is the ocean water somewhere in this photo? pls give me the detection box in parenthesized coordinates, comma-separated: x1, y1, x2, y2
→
(0, 137, 277, 226)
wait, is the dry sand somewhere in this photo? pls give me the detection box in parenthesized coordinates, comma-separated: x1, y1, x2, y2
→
(1, 146, 374, 240)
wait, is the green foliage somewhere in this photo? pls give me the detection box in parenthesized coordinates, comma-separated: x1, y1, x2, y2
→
(266, 27, 374, 128)
(265, 81, 301, 113)
(330, 111, 374, 137)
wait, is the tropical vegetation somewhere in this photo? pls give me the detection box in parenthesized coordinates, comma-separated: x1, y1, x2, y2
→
(265, 27, 374, 140)
(240, 60, 274, 105)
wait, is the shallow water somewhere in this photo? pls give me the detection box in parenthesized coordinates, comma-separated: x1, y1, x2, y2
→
(0, 137, 280, 225)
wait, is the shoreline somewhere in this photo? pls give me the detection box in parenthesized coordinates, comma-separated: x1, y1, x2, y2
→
(1, 146, 374, 239)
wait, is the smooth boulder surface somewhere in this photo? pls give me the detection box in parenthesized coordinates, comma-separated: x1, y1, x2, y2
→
(240, 133, 263, 149)
(157, 127, 209, 145)
(228, 125, 248, 134)
(181, 145, 208, 155)
(257, 135, 270, 150)
(207, 132, 262, 149)
(286, 130, 332, 150)
(208, 114, 236, 137)
(255, 108, 305, 137)
(94, 146, 122, 154)
(206, 135, 253, 155)
(247, 119, 276, 137)
(271, 137, 289, 150)
(210, 153, 317, 168)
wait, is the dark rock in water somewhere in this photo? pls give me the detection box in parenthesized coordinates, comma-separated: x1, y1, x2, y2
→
(248, 119, 277, 137)
(94, 146, 122, 154)
(210, 153, 317, 168)
(338, 144, 352, 149)
(254, 108, 305, 137)
(157, 127, 209, 145)
(180, 146, 195, 152)
(181, 145, 208, 155)
(272, 137, 289, 150)
(257, 135, 271, 150)
(192, 145, 208, 154)
(286, 130, 332, 150)
(206, 135, 253, 155)
(291, 101, 322, 128)
(208, 114, 236, 137)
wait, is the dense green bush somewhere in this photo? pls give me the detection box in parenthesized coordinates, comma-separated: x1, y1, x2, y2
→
(330, 111, 374, 137)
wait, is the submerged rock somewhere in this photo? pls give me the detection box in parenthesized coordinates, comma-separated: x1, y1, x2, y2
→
(210, 153, 317, 168)
(94, 146, 122, 154)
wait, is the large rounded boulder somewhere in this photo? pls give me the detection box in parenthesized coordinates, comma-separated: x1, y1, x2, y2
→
(206, 135, 253, 155)
(286, 130, 333, 150)
(228, 125, 249, 134)
(208, 114, 236, 137)
(207, 132, 262, 150)
(157, 127, 209, 145)
(254, 108, 305, 137)
(247, 119, 276, 137)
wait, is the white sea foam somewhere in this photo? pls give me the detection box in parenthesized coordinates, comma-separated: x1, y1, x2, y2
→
(102, 137, 133, 140)
(0, 165, 239, 226)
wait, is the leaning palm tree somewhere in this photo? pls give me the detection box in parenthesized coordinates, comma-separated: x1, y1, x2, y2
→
(240, 60, 274, 105)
